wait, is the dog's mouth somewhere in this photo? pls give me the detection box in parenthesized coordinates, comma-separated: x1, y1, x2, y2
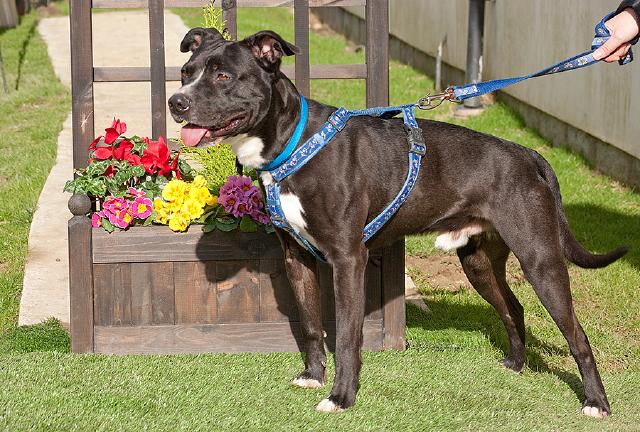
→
(180, 116, 245, 147)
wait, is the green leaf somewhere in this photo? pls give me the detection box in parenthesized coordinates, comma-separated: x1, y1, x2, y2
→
(239, 215, 258, 233)
(202, 223, 216, 233)
(264, 223, 276, 234)
(131, 165, 146, 177)
(216, 216, 236, 225)
(215, 218, 238, 232)
(102, 218, 115, 233)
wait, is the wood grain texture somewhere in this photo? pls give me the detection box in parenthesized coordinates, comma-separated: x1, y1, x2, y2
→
(365, 0, 389, 107)
(174, 261, 217, 324)
(68, 215, 94, 352)
(92, 0, 365, 8)
(93, 64, 367, 83)
(92, 227, 283, 263)
(130, 262, 176, 325)
(148, 0, 167, 139)
(221, 0, 237, 40)
(216, 260, 260, 323)
(70, 0, 94, 170)
(258, 259, 298, 322)
(93, 263, 132, 326)
(294, 0, 310, 97)
(94, 320, 382, 354)
(382, 239, 405, 350)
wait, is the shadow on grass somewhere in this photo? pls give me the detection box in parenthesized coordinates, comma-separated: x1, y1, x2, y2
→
(564, 203, 639, 271)
(0, 318, 70, 353)
(406, 299, 585, 403)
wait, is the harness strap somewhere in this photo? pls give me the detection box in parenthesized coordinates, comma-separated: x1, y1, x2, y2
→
(264, 103, 426, 261)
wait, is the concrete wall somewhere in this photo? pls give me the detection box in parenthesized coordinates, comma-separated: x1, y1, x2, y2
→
(321, 1, 640, 186)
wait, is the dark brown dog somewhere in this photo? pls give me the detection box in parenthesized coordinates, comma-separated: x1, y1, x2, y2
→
(168, 27, 627, 417)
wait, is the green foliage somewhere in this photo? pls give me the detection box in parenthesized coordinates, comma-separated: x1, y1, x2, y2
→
(202, 0, 230, 39)
(181, 144, 238, 194)
(0, 318, 69, 353)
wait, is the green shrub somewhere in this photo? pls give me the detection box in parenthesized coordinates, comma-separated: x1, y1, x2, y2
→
(181, 144, 238, 193)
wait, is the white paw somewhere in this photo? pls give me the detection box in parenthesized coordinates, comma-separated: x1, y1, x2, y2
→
(581, 405, 608, 419)
(315, 398, 343, 413)
(292, 377, 323, 389)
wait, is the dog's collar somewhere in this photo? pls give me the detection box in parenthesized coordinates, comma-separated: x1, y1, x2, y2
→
(259, 95, 308, 172)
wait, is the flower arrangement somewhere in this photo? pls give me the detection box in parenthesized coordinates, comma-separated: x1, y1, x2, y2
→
(65, 119, 272, 234)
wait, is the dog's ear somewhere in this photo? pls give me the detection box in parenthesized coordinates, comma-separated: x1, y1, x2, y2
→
(243, 30, 299, 69)
(180, 27, 225, 53)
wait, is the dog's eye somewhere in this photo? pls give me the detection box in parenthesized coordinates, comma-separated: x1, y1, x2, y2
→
(216, 73, 231, 81)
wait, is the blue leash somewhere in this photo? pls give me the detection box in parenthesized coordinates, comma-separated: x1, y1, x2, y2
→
(419, 11, 636, 108)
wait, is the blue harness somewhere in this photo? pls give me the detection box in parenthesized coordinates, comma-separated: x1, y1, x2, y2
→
(259, 10, 635, 261)
(260, 97, 425, 261)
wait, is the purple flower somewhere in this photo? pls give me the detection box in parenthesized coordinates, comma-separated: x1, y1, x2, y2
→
(218, 176, 266, 218)
(251, 210, 271, 225)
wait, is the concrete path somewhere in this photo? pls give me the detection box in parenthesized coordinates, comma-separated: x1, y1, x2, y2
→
(19, 11, 190, 326)
(19, 11, 427, 326)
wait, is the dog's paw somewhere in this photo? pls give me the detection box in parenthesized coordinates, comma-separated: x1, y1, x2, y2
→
(292, 377, 324, 389)
(315, 398, 344, 413)
(500, 356, 524, 373)
(581, 405, 610, 419)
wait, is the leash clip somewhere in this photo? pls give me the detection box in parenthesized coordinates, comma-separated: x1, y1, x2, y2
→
(404, 125, 426, 156)
(417, 87, 459, 110)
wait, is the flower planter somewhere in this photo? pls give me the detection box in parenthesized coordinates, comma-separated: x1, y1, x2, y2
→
(69, 195, 406, 354)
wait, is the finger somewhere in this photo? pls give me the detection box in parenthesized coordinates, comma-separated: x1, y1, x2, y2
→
(593, 37, 622, 60)
(604, 43, 633, 63)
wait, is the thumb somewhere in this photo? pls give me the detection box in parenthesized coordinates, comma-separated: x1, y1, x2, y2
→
(593, 37, 620, 60)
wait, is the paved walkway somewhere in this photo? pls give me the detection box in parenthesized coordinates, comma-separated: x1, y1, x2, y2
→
(19, 11, 427, 326)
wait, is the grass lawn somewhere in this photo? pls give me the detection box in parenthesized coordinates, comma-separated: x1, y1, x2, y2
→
(0, 4, 639, 431)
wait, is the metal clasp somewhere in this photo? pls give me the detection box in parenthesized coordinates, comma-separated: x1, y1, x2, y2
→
(404, 125, 426, 156)
(417, 87, 459, 110)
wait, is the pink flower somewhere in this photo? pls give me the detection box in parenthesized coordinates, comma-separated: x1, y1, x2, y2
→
(131, 196, 153, 219)
(103, 196, 128, 214)
(128, 187, 146, 198)
(218, 176, 265, 218)
(108, 208, 134, 229)
(91, 211, 104, 228)
(251, 210, 270, 225)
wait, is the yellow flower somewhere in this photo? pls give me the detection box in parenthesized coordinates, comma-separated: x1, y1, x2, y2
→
(188, 186, 212, 207)
(153, 199, 170, 225)
(168, 211, 190, 232)
(206, 195, 218, 206)
(192, 175, 208, 188)
(182, 198, 205, 220)
(162, 179, 188, 202)
(167, 196, 184, 213)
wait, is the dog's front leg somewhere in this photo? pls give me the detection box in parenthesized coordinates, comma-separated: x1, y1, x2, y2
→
(280, 234, 327, 389)
(316, 244, 368, 412)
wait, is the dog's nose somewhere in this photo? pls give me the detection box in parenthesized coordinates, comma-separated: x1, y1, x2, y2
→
(168, 93, 191, 115)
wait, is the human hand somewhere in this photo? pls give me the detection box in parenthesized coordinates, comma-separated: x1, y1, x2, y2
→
(593, 8, 640, 62)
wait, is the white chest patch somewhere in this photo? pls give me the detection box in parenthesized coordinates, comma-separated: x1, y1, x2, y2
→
(259, 171, 273, 186)
(279, 192, 318, 247)
(226, 134, 267, 169)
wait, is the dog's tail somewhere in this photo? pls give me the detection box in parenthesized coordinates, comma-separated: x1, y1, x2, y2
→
(530, 150, 629, 269)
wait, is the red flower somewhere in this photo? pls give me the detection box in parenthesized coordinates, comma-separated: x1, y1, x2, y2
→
(92, 139, 141, 165)
(141, 136, 180, 178)
(104, 118, 127, 145)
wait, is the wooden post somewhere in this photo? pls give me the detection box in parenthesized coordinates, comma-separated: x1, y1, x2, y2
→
(294, 0, 310, 98)
(221, 0, 237, 40)
(68, 194, 94, 353)
(149, 0, 167, 139)
(366, 0, 404, 350)
(69, 0, 94, 170)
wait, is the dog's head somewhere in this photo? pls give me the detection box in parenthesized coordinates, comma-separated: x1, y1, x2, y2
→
(169, 27, 299, 148)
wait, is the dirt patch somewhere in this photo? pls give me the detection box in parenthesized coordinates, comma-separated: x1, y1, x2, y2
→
(406, 254, 526, 292)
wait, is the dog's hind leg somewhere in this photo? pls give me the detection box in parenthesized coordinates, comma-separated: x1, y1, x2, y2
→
(493, 186, 610, 418)
(280, 234, 327, 389)
(457, 234, 526, 372)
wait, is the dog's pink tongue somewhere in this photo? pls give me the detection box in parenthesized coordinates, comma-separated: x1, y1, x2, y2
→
(181, 125, 209, 147)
